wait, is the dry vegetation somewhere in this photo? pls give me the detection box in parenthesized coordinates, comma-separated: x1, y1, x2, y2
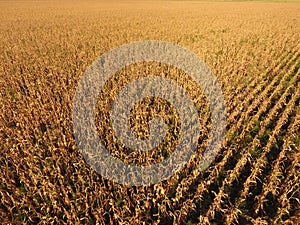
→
(0, 1, 299, 224)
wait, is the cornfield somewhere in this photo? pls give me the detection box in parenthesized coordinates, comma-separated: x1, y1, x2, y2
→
(0, 1, 299, 224)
